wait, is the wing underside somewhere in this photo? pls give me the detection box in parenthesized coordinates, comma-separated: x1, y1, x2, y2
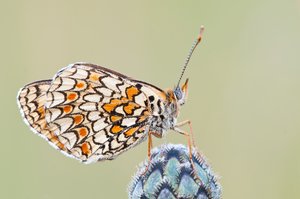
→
(18, 63, 167, 163)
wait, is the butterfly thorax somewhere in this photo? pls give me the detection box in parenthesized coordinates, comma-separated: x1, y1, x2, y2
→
(148, 89, 179, 137)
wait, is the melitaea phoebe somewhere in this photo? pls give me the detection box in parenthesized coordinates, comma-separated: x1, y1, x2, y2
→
(17, 27, 204, 163)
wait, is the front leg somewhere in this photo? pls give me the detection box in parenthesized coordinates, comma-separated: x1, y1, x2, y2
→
(142, 131, 162, 175)
(172, 127, 193, 160)
(173, 121, 203, 183)
(175, 120, 196, 147)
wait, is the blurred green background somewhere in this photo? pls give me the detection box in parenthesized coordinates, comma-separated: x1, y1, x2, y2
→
(1, 1, 300, 198)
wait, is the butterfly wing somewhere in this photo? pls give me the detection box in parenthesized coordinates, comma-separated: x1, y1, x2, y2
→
(44, 63, 166, 163)
(17, 80, 70, 156)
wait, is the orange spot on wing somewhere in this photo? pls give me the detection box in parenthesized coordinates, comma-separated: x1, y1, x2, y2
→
(103, 99, 122, 113)
(110, 115, 122, 122)
(111, 125, 123, 134)
(76, 82, 85, 89)
(138, 115, 148, 123)
(89, 73, 100, 82)
(121, 97, 128, 103)
(124, 127, 138, 137)
(67, 92, 77, 101)
(49, 133, 65, 150)
(63, 105, 72, 114)
(46, 131, 54, 139)
(126, 86, 140, 101)
(57, 142, 65, 150)
(79, 128, 88, 137)
(103, 104, 113, 113)
(37, 106, 45, 117)
(124, 102, 140, 115)
(81, 142, 91, 155)
(74, 115, 83, 125)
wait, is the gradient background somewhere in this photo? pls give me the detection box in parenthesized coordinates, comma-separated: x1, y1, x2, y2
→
(1, 1, 300, 199)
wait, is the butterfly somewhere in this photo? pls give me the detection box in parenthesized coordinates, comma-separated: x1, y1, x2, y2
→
(17, 27, 204, 164)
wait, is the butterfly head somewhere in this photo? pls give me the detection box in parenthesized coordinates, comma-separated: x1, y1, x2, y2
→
(174, 78, 189, 106)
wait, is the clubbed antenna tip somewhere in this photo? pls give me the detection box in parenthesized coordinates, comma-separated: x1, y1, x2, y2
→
(197, 25, 205, 43)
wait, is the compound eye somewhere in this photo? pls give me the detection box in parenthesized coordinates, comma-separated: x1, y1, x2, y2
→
(174, 87, 183, 100)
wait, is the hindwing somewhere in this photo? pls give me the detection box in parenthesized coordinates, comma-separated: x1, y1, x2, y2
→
(44, 63, 165, 162)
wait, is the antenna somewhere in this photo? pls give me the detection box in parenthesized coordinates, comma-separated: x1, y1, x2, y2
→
(177, 26, 205, 87)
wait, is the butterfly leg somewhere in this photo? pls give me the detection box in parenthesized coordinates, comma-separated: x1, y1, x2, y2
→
(173, 121, 199, 175)
(174, 121, 205, 184)
(143, 131, 161, 175)
(175, 120, 196, 148)
(173, 126, 194, 160)
(147, 131, 153, 163)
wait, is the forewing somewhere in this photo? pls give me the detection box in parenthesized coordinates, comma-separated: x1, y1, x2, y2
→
(17, 80, 69, 155)
(44, 63, 159, 163)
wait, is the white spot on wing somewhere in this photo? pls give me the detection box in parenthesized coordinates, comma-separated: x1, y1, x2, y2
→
(88, 111, 102, 121)
(60, 132, 77, 148)
(102, 142, 110, 154)
(27, 102, 37, 113)
(126, 137, 135, 145)
(79, 102, 97, 111)
(54, 78, 76, 91)
(93, 118, 108, 132)
(26, 93, 38, 103)
(134, 93, 147, 106)
(101, 76, 122, 93)
(51, 117, 73, 135)
(93, 130, 109, 144)
(71, 68, 89, 79)
(121, 118, 137, 126)
(110, 139, 122, 149)
(118, 133, 127, 142)
(118, 84, 129, 96)
(46, 92, 65, 108)
(47, 108, 61, 122)
(96, 87, 113, 97)
(59, 67, 77, 78)
(83, 94, 102, 102)
(133, 107, 144, 116)
(115, 106, 125, 115)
